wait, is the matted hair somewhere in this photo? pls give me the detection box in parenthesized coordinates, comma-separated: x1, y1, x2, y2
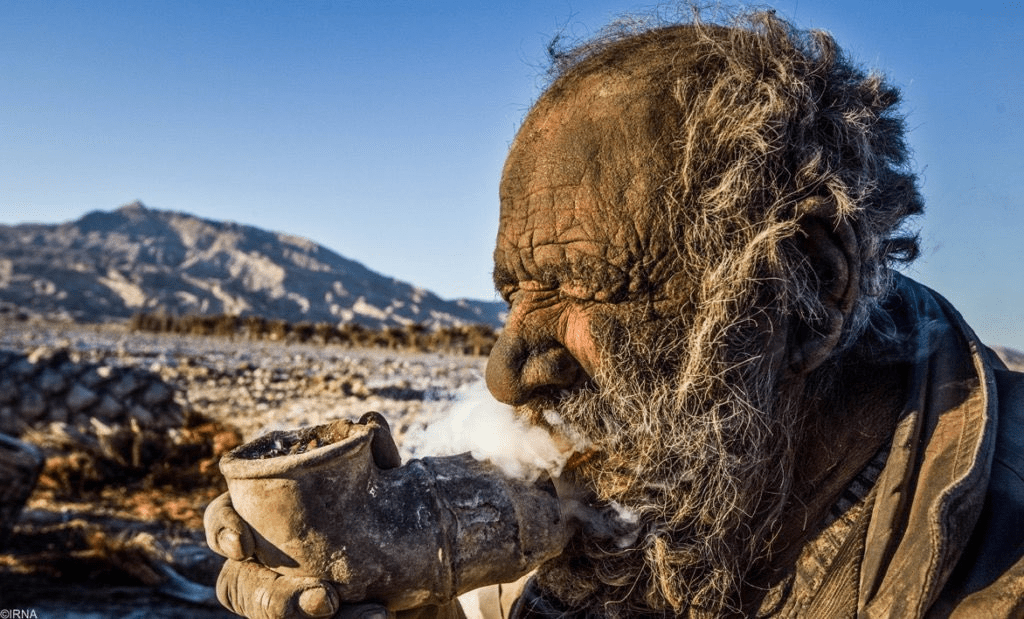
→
(522, 8, 925, 615)
(542, 6, 924, 355)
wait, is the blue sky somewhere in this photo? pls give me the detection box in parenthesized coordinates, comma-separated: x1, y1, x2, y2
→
(1, 1, 1022, 349)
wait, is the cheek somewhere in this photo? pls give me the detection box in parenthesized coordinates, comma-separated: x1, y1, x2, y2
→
(581, 303, 687, 383)
(562, 307, 602, 378)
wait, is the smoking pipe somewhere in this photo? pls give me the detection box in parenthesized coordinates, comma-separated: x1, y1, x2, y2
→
(218, 412, 573, 611)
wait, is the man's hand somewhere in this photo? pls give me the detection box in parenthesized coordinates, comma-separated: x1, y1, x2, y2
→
(205, 491, 393, 619)
(204, 411, 404, 619)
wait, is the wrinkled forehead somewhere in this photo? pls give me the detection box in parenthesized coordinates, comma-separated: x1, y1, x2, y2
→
(495, 73, 666, 290)
(501, 71, 650, 195)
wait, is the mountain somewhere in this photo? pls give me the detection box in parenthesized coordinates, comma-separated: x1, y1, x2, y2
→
(993, 346, 1024, 373)
(0, 201, 506, 329)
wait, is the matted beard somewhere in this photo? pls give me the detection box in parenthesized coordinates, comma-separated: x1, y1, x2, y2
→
(528, 317, 803, 618)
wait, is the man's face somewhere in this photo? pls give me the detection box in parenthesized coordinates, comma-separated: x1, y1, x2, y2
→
(486, 77, 801, 615)
(488, 72, 672, 411)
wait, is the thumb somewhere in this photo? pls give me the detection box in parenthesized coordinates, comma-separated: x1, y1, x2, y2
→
(204, 492, 255, 560)
(216, 559, 339, 619)
(360, 411, 402, 470)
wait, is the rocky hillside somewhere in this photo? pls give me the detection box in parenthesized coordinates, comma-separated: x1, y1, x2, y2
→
(0, 202, 505, 329)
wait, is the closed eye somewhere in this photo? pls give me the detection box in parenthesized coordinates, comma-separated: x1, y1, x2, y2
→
(499, 285, 518, 306)
(500, 280, 565, 308)
(559, 281, 596, 302)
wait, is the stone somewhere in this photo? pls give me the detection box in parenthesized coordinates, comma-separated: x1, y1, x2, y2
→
(0, 350, 18, 368)
(18, 387, 47, 421)
(128, 404, 155, 427)
(93, 395, 124, 422)
(9, 358, 38, 378)
(37, 368, 68, 394)
(66, 383, 99, 412)
(109, 372, 141, 399)
(0, 406, 23, 435)
(72, 413, 92, 431)
(47, 405, 70, 424)
(0, 378, 18, 404)
(79, 367, 111, 389)
(164, 405, 185, 427)
(58, 360, 83, 379)
(0, 433, 45, 546)
(141, 382, 172, 407)
(41, 348, 70, 368)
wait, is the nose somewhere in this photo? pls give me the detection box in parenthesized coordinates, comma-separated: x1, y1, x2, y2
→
(486, 327, 586, 406)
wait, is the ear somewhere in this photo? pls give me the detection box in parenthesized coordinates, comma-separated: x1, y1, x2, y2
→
(786, 211, 860, 376)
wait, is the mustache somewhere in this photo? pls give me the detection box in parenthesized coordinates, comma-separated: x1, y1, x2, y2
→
(526, 334, 800, 617)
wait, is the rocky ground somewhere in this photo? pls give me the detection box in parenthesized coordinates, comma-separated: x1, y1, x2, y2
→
(0, 319, 486, 618)
(1, 320, 1020, 619)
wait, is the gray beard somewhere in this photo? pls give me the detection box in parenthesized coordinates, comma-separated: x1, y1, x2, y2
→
(526, 323, 802, 617)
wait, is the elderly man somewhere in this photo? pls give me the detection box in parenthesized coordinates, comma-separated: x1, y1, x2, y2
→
(206, 10, 1024, 618)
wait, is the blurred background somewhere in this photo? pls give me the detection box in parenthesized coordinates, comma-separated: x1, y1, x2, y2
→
(1, 0, 1021, 348)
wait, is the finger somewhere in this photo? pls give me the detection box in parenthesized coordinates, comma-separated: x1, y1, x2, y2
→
(204, 492, 255, 560)
(217, 560, 339, 619)
(358, 411, 391, 432)
(360, 411, 402, 470)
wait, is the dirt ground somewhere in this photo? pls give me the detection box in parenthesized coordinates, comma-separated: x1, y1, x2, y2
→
(3, 321, 1020, 618)
(0, 405, 242, 618)
(0, 320, 486, 618)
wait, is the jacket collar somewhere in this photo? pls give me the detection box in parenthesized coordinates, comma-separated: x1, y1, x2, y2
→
(859, 274, 999, 616)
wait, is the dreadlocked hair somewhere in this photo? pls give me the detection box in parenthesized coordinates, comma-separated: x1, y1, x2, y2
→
(544, 6, 924, 357)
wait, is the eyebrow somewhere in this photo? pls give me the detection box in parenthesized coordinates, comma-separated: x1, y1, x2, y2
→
(492, 265, 515, 290)
(492, 260, 593, 292)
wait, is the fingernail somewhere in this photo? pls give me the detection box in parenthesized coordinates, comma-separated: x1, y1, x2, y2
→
(217, 528, 242, 558)
(298, 586, 338, 618)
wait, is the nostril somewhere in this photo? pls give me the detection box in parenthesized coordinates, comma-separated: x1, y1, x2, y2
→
(522, 347, 585, 393)
(486, 331, 588, 406)
(487, 342, 587, 409)
(486, 333, 531, 405)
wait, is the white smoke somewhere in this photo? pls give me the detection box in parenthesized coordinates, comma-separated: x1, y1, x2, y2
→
(414, 381, 587, 482)
(413, 381, 642, 557)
